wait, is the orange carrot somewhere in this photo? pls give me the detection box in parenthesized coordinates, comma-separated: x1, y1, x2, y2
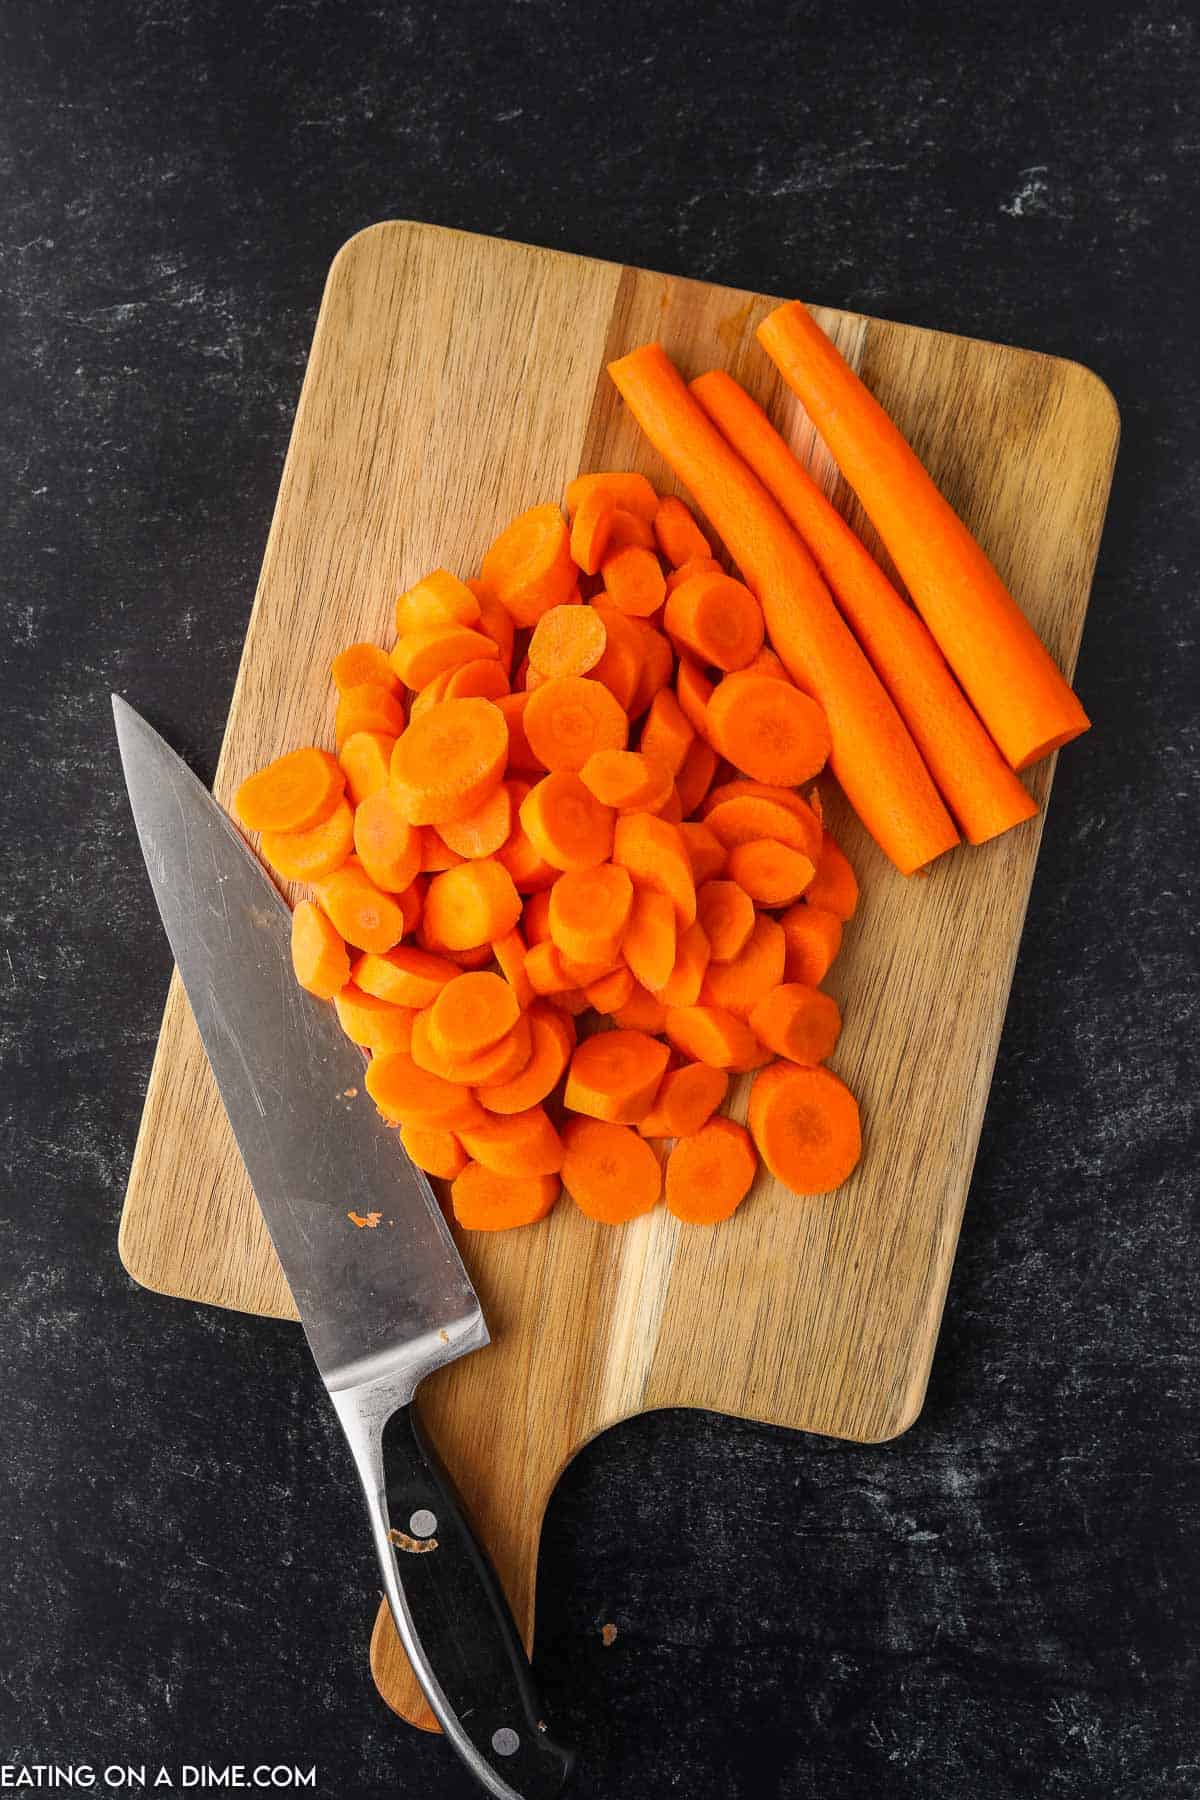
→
(639, 687, 695, 778)
(334, 683, 406, 748)
(494, 692, 545, 773)
(493, 925, 535, 1010)
(653, 495, 710, 566)
(806, 830, 859, 921)
(780, 903, 843, 985)
(495, 788, 559, 894)
(422, 857, 521, 951)
(749, 984, 841, 1064)
(474, 589, 516, 670)
(521, 887, 552, 945)
(665, 1118, 757, 1223)
(726, 839, 816, 906)
(628, 621, 675, 718)
(529, 603, 607, 680)
(523, 673, 629, 773)
(605, 507, 657, 553)
(691, 368, 1039, 842)
(548, 862, 633, 964)
(353, 944, 458, 1007)
(428, 970, 521, 1063)
(613, 812, 696, 926)
(338, 731, 396, 806)
(353, 789, 422, 893)
(674, 656, 715, 741)
(569, 489, 617, 576)
(400, 1124, 468, 1181)
(390, 626, 500, 692)
(656, 787, 684, 825)
(458, 1104, 564, 1178)
(261, 798, 354, 882)
(655, 919, 712, 1006)
(235, 747, 344, 835)
(607, 344, 958, 872)
(696, 879, 756, 963)
(332, 642, 402, 696)
(519, 772, 615, 871)
(333, 985, 416, 1053)
(476, 1004, 574, 1114)
(317, 858, 408, 953)
(411, 1009, 533, 1087)
(419, 828, 466, 873)
(748, 1061, 861, 1193)
(481, 503, 576, 627)
(699, 913, 786, 1018)
(705, 672, 830, 787)
(565, 472, 658, 522)
(756, 302, 1090, 771)
(664, 1004, 760, 1070)
(584, 965, 635, 1014)
(663, 570, 765, 672)
(704, 793, 822, 863)
(679, 821, 726, 885)
(580, 748, 674, 814)
(394, 568, 481, 636)
(588, 600, 645, 713)
(410, 670, 456, 720)
(561, 1117, 662, 1222)
(451, 1164, 561, 1231)
(564, 1029, 670, 1124)
(637, 1062, 728, 1139)
(665, 555, 722, 596)
(436, 784, 513, 860)
(290, 901, 350, 999)
(442, 659, 511, 703)
(674, 736, 718, 820)
(611, 981, 668, 1033)
(524, 940, 575, 997)
(390, 696, 509, 826)
(601, 545, 666, 618)
(365, 1050, 487, 1131)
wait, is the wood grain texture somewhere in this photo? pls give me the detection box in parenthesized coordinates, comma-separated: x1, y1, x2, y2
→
(115, 222, 1118, 1730)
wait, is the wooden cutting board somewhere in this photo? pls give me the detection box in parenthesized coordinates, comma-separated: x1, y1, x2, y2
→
(118, 220, 1118, 1731)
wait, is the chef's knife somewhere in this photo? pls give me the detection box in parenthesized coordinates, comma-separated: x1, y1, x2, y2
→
(113, 697, 573, 1800)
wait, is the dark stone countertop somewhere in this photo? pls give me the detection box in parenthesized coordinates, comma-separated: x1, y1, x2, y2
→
(1, 3, 1196, 1796)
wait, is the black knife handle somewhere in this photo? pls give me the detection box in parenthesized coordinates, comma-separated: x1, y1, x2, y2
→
(357, 1397, 573, 1799)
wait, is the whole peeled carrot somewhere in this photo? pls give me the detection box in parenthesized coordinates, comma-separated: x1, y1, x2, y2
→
(607, 343, 958, 875)
(690, 369, 1038, 845)
(756, 301, 1090, 772)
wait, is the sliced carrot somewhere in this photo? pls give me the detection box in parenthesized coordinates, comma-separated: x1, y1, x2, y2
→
(338, 731, 396, 806)
(601, 544, 666, 618)
(352, 789, 422, 893)
(613, 812, 697, 926)
(674, 656, 715, 743)
(706, 672, 831, 787)
(656, 787, 684, 825)
(419, 828, 465, 873)
(411, 1009, 533, 1086)
(674, 736, 718, 819)
(442, 659, 511, 702)
(696, 879, 756, 963)
(580, 748, 674, 814)
(261, 798, 354, 882)
(743, 647, 790, 680)
(451, 1163, 561, 1230)
(639, 687, 695, 778)
(550, 988, 593, 1018)
(699, 913, 786, 1019)
(474, 589, 516, 670)
(665, 555, 722, 596)
(316, 858, 408, 954)
(562, 1117, 663, 1222)
(565, 471, 659, 522)
(637, 1062, 729, 1139)
(390, 626, 500, 692)
(663, 570, 765, 672)
(394, 876, 424, 939)
(365, 1051, 486, 1130)
(332, 642, 402, 696)
(495, 790, 559, 893)
(494, 692, 545, 773)
(665, 1118, 757, 1223)
(333, 985, 416, 1053)
(481, 503, 576, 627)
(584, 965, 635, 1014)
(780, 903, 843, 985)
(564, 1029, 670, 1125)
(748, 1061, 861, 1193)
(627, 621, 675, 718)
(611, 981, 668, 1034)
(620, 886, 677, 993)
(523, 673, 629, 773)
(477, 1004, 574, 1114)
(605, 507, 657, 553)
(529, 603, 607, 680)
(290, 901, 350, 999)
(394, 568, 481, 636)
(679, 821, 726, 885)
(334, 684, 406, 749)
(569, 489, 617, 576)
(459, 1104, 564, 1178)
(523, 940, 575, 997)
(354, 944, 459, 1008)
(390, 696, 509, 826)
(557, 949, 621, 987)
(548, 862, 633, 964)
(704, 792, 822, 863)
(422, 857, 521, 951)
(235, 747, 344, 835)
(494, 926, 535, 1010)
(410, 669, 456, 720)
(519, 772, 615, 872)
(805, 830, 859, 921)
(705, 779, 819, 820)
(726, 839, 816, 906)
(520, 887, 552, 946)
(400, 1124, 468, 1181)
(664, 1004, 760, 1070)
(654, 495, 711, 567)
(585, 599, 645, 713)
(749, 984, 841, 1065)
(655, 919, 711, 1007)
(436, 783, 513, 860)
(428, 970, 521, 1063)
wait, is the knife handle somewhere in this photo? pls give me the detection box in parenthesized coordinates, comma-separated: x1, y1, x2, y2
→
(337, 1388, 573, 1799)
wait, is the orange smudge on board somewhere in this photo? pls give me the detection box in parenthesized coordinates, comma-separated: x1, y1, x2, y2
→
(348, 1210, 383, 1229)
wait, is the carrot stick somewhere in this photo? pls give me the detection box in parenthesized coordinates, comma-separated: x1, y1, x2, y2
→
(563, 1029, 670, 1125)
(428, 970, 521, 1063)
(523, 673, 629, 773)
(561, 1117, 663, 1222)
(663, 570, 765, 672)
(451, 1164, 561, 1231)
(779, 903, 843, 985)
(637, 1062, 728, 1139)
(749, 984, 841, 1065)
(421, 858, 522, 951)
(290, 901, 350, 999)
(261, 798, 354, 882)
(705, 672, 830, 788)
(458, 1104, 565, 1178)
(476, 1004, 574, 1114)
(400, 1124, 468, 1181)
(519, 773, 615, 872)
(691, 369, 1039, 839)
(665, 1118, 757, 1223)
(607, 344, 958, 873)
(755, 303, 1090, 772)
(390, 696, 509, 826)
(235, 747, 345, 834)
(748, 1061, 861, 1193)
(529, 604, 608, 680)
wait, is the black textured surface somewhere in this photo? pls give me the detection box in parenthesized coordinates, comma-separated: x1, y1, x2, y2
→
(2, 3, 1197, 1797)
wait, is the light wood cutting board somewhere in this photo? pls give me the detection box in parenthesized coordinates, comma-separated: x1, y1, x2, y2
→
(118, 221, 1118, 1731)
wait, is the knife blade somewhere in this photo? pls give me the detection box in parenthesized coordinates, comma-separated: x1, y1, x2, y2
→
(113, 697, 572, 1800)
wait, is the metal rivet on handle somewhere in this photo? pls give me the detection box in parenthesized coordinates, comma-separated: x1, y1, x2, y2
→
(409, 1508, 438, 1538)
(491, 1728, 520, 1757)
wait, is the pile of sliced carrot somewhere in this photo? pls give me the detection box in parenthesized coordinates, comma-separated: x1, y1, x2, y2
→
(233, 307, 1089, 1235)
